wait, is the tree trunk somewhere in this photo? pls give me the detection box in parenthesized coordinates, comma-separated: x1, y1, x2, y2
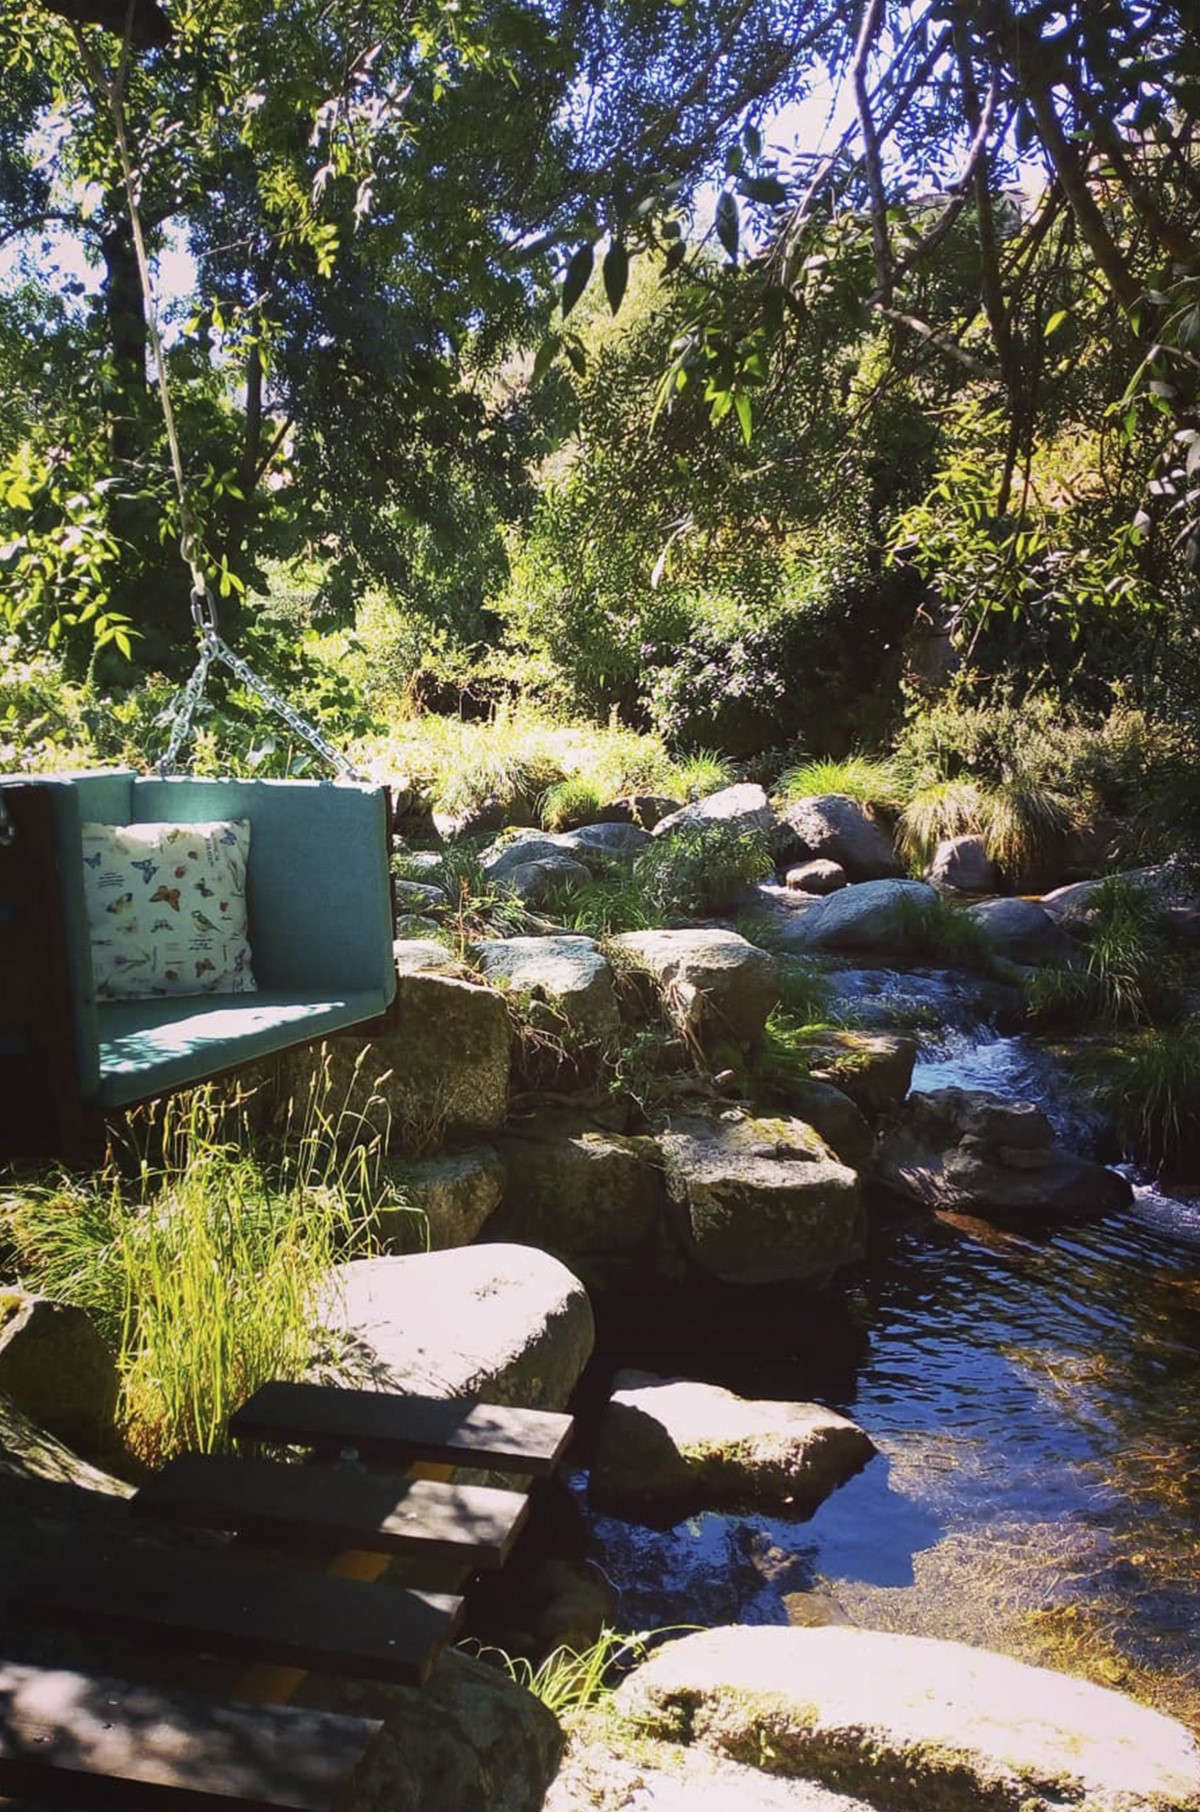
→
(99, 217, 149, 464)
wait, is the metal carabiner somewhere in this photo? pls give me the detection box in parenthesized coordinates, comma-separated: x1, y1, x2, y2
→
(190, 584, 219, 637)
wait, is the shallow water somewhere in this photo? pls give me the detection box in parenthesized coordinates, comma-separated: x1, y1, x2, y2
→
(582, 1028, 1200, 1726)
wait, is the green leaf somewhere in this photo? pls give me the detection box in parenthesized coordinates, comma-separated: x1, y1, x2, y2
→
(738, 175, 787, 205)
(714, 190, 739, 259)
(734, 391, 752, 444)
(1044, 308, 1069, 337)
(563, 336, 588, 376)
(562, 243, 595, 317)
(664, 241, 687, 274)
(743, 122, 763, 158)
(532, 335, 560, 383)
(603, 241, 629, 315)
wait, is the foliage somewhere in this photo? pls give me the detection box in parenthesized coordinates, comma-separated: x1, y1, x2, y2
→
(631, 822, 773, 921)
(1099, 1020, 1200, 1178)
(779, 754, 899, 808)
(540, 774, 607, 832)
(0, 639, 97, 772)
(889, 892, 998, 971)
(1, 1080, 392, 1464)
(462, 1627, 662, 1716)
(896, 778, 988, 869)
(1026, 876, 1176, 1030)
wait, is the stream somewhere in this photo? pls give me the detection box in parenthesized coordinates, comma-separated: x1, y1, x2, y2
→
(577, 1001, 1200, 1728)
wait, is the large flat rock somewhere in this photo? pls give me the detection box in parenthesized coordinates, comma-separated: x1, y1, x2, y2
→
(615, 1624, 1200, 1812)
(323, 1244, 594, 1411)
(610, 929, 780, 1047)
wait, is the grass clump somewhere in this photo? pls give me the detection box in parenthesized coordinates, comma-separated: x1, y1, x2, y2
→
(1, 1082, 388, 1466)
(1100, 1020, 1200, 1175)
(540, 774, 607, 831)
(550, 823, 773, 936)
(1026, 875, 1174, 1029)
(896, 779, 987, 869)
(779, 753, 899, 807)
(890, 892, 997, 970)
(462, 1627, 668, 1716)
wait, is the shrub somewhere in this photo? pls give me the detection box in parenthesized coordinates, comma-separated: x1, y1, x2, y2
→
(779, 753, 899, 807)
(896, 778, 987, 869)
(632, 822, 774, 920)
(2, 1082, 390, 1464)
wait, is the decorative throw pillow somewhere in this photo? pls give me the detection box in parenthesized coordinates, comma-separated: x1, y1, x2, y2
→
(81, 819, 256, 1000)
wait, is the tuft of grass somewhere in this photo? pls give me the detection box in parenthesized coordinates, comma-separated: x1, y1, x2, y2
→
(1101, 1020, 1200, 1176)
(548, 823, 773, 935)
(983, 776, 1075, 882)
(896, 778, 987, 869)
(1026, 874, 1174, 1030)
(2, 1081, 387, 1465)
(461, 1627, 674, 1716)
(778, 753, 899, 807)
(890, 892, 998, 970)
(540, 774, 607, 831)
(675, 749, 736, 800)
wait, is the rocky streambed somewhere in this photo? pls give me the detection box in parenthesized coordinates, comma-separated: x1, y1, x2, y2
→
(570, 1012, 1200, 1735)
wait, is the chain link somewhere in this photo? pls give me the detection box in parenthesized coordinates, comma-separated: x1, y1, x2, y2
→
(157, 588, 363, 782)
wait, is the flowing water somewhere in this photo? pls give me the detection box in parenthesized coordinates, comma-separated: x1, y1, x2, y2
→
(580, 1015, 1200, 1728)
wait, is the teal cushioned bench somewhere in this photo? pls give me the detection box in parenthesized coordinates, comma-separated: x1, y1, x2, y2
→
(33, 769, 396, 1111)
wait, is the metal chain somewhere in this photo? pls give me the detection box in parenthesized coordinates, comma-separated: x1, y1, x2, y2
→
(0, 788, 14, 848)
(157, 588, 363, 782)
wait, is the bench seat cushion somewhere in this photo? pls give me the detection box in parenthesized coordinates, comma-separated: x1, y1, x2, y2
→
(94, 989, 390, 1107)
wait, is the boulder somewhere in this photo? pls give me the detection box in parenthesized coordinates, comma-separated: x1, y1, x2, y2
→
(785, 859, 847, 895)
(544, 1737, 875, 1812)
(433, 794, 538, 841)
(474, 936, 619, 1040)
(658, 1113, 865, 1286)
(394, 915, 442, 939)
(596, 794, 683, 830)
(0, 1294, 118, 1455)
(800, 880, 939, 953)
(778, 796, 901, 882)
(798, 1030, 917, 1115)
(393, 939, 456, 973)
(324, 1243, 594, 1413)
(377, 1147, 505, 1251)
(762, 1077, 874, 1171)
(283, 970, 510, 1153)
(927, 834, 998, 893)
(652, 784, 779, 843)
(874, 1087, 1134, 1219)
(613, 1624, 1200, 1812)
(481, 834, 566, 877)
(495, 856, 591, 904)
(609, 929, 780, 1047)
(965, 897, 1074, 964)
(590, 1369, 875, 1518)
(554, 823, 653, 864)
(394, 879, 448, 914)
(490, 1117, 668, 1292)
(295, 1646, 564, 1812)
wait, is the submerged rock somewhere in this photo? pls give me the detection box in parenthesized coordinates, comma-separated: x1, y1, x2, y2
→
(612, 1624, 1200, 1812)
(874, 1086, 1134, 1219)
(590, 1369, 875, 1518)
(658, 1112, 864, 1286)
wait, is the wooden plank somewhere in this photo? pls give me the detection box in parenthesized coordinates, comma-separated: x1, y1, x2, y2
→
(131, 1453, 529, 1569)
(0, 1661, 381, 1812)
(229, 1383, 573, 1477)
(8, 1545, 462, 1686)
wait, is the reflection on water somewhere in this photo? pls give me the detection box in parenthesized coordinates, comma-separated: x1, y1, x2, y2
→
(584, 1033, 1200, 1727)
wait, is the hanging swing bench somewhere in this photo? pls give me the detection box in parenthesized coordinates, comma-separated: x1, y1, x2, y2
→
(0, 13, 401, 1155)
(0, 601, 398, 1157)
